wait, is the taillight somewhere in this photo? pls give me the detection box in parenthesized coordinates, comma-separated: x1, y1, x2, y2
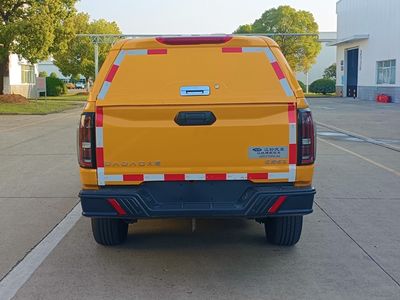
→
(156, 36, 232, 45)
(297, 109, 316, 165)
(78, 113, 96, 168)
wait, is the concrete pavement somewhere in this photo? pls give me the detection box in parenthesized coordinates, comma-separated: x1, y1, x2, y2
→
(0, 99, 399, 299)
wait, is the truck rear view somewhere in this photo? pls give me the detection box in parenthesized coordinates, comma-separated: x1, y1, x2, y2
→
(78, 36, 316, 246)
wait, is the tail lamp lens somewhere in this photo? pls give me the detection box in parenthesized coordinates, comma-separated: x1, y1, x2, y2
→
(156, 36, 232, 45)
(297, 109, 316, 165)
(78, 113, 95, 168)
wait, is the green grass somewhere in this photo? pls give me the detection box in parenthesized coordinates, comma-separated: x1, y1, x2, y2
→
(38, 93, 88, 102)
(304, 93, 336, 98)
(0, 100, 82, 115)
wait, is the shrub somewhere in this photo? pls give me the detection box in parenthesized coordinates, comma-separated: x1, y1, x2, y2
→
(49, 72, 58, 78)
(46, 77, 67, 96)
(309, 79, 336, 95)
(38, 71, 48, 77)
(298, 80, 306, 92)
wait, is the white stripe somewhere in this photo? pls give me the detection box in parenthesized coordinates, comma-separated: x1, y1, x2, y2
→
(126, 49, 147, 56)
(288, 164, 296, 182)
(97, 81, 111, 100)
(264, 48, 277, 63)
(114, 50, 126, 66)
(185, 174, 206, 181)
(0, 204, 82, 300)
(289, 123, 297, 144)
(143, 174, 165, 181)
(242, 47, 265, 53)
(268, 172, 289, 180)
(227, 173, 248, 180)
(280, 78, 294, 97)
(104, 174, 123, 182)
(97, 167, 105, 186)
(96, 127, 103, 147)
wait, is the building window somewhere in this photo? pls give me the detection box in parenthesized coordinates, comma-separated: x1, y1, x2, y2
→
(376, 60, 396, 84)
(21, 65, 35, 84)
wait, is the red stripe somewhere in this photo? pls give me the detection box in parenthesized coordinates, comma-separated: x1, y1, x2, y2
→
(271, 61, 285, 80)
(288, 103, 296, 123)
(96, 107, 103, 127)
(96, 148, 104, 167)
(268, 196, 287, 214)
(123, 174, 144, 181)
(222, 47, 242, 53)
(107, 198, 127, 216)
(148, 49, 167, 55)
(206, 173, 227, 180)
(105, 64, 119, 82)
(289, 144, 297, 164)
(164, 174, 185, 181)
(248, 173, 269, 180)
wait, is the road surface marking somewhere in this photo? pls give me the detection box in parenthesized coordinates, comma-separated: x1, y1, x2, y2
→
(0, 204, 82, 300)
(318, 138, 400, 177)
(316, 121, 400, 152)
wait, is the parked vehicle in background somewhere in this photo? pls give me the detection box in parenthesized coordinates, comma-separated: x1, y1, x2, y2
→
(75, 82, 85, 89)
(78, 35, 316, 247)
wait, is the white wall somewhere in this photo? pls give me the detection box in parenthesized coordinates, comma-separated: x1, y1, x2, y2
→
(336, 0, 400, 88)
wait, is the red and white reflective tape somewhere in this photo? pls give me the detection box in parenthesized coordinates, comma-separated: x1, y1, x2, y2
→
(97, 48, 168, 100)
(221, 47, 294, 97)
(288, 103, 297, 182)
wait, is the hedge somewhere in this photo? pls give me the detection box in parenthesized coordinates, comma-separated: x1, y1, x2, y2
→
(309, 79, 336, 95)
(46, 77, 67, 96)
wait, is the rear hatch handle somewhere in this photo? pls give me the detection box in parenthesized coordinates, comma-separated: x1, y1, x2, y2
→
(175, 111, 216, 126)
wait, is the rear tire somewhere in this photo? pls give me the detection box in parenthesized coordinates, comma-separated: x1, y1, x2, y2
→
(91, 218, 128, 246)
(265, 216, 303, 246)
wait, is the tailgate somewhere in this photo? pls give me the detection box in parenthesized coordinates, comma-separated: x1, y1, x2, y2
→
(95, 103, 297, 185)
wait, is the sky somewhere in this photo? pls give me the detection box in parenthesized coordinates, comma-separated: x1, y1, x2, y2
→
(76, 0, 338, 34)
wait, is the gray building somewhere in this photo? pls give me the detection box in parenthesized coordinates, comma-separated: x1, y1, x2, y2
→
(332, 0, 400, 102)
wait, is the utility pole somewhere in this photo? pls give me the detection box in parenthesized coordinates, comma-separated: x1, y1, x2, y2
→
(94, 42, 99, 78)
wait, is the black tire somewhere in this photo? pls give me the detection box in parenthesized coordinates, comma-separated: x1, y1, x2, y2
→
(91, 218, 128, 246)
(265, 216, 303, 246)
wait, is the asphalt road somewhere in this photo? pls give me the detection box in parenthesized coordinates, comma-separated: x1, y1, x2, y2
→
(1, 98, 400, 299)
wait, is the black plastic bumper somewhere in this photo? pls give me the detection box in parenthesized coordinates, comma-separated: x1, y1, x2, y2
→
(80, 181, 315, 219)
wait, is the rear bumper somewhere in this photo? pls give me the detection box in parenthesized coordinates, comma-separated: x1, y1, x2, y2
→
(79, 181, 315, 219)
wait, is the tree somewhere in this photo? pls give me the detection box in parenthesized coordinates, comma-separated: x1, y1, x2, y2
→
(234, 6, 321, 73)
(38, 71, 48, 78)
(234, 24, 253, 34)
(323, 63, 336, 80)
(49, 72, 58, 78)
(0, 0, 77, 94)
(53, 13, 121, 81)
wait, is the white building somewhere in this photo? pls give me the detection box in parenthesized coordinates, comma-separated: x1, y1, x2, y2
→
(332, 0, 400, 102)
(2, 54, 38, 98)
(297, 32, 337, 89)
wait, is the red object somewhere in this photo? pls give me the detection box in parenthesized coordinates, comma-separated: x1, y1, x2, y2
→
(247, 173, 268, 180)
(123, 174, 144, 181)
(222, 47, 243, 53)
(271, 61, 285, 80)
(376, 94, 391, 103)
(298, 110, 315, 165)
(288, 103, 296, 123)
(206, 173, 227, 181)
(268, 196, 288, 214)
(78, 113, 95, 168)
(105, 64, 119, 82)
(156, 36, 232, 45)
(107, 198, 127, 216)
(164, 174, 186, 181)
(147, 49, 168, 55)
(96, 107, 103, 127)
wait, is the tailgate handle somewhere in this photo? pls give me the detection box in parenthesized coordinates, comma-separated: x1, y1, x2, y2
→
(180, 86, 210, 96)
(174, 111, 216, 126)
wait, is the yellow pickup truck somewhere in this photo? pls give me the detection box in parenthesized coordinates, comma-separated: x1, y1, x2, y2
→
(78, 36, 316, 247)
